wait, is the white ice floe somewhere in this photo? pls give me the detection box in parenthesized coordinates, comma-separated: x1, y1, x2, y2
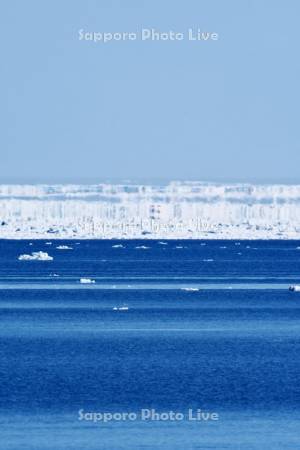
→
(180, 287, 200, 292)
(289, 285, 300, 292)
(135, 245, 149, 249)
(158, 241, 168, 245)
(80, 278, 96, 284)
(113, 306, 129, 311)
(56, 245, 73, 250)
(45, 242, 52, 245)
(203, 259, 214, 262)
(18, 251, 53, 261)
(112, 244, 124, 248)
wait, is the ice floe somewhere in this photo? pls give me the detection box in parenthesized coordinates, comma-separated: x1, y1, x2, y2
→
(18, 251, 53, 261)
(79, 278, 96, 284)
(181, 287, 200, 292)
(289, 285, 300, 292)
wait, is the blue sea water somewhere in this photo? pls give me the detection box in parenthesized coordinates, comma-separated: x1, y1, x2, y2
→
(0, 239, 300, 449)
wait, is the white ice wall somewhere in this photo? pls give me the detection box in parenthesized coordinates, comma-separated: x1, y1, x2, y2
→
(0, 182, 300, 238)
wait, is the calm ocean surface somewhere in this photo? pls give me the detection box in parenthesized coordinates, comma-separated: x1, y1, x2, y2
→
(0, 239, 300, 449)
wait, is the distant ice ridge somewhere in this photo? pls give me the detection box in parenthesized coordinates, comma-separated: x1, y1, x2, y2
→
(2, 181, 300, 239)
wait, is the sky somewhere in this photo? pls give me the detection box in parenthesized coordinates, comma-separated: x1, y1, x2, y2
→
(1, 0, 300, 183)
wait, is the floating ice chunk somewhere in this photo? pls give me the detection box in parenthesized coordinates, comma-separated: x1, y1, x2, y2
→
(56, 245, 73, 250)
(80, 278, 95, 284)
(181, 287, 200, 292)
(200, 243, 206, 246)
(289, 285, 300, 292)
(135, 245, 149, 249)
(112, 244, 124, 248)
(45, 242, 52, 245)
(203, 259, 214, 262)
(175, 245, 184, 249)
(113, 306, 129, 311)
(158, 241, 168, 245)
(18, 251, 53, 261)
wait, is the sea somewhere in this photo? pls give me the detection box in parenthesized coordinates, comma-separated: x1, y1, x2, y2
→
(0, 239, 300, 449)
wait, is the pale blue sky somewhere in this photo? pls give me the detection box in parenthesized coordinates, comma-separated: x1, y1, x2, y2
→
(1, 0, 299, 183)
